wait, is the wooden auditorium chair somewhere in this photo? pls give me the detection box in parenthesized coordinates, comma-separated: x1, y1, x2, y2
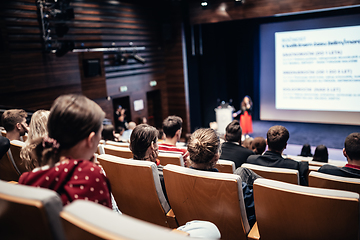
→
(248, 178, 359, 240)
(0, 150, 21, 181)
(163, 164, 251, 240)
(215, 159, 236, 173)
(309, 171, 360, 195)
(241, 163, 299, 185)
(105, 140, 129, 148)
(0, 179, 65, 240)
(9, 140, 28, 174)
(61, 200, 190, 240)
(103, 145, 133, 159)
(158, 152, 184, 167)
(97, 154, 177, 228)
(1, 130, 6, 137)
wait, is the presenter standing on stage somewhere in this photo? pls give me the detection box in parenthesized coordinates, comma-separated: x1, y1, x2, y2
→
(233, 96, 253, 136)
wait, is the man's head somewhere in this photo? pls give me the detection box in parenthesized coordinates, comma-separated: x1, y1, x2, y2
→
(225, 120, 242, 143)
(162, 115, 183, 139)
(266, 125, 289, 152)
(252, 137, 266, 155)
(1, 109, 28, 139)
(344, 133, 360, 161)
(128, 121, 136, 130)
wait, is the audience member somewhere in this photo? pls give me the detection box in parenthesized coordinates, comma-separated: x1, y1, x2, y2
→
(242, 137, 254, 150)
(158, 116, 189, 166)
(157, 129, 166, 143)
(318, 133, 360, 178)
(187, 128, 256, 227)
(299, 144, 313, 157)
(247, 125, 309, 185)
(121, 121, 136, 142)
(19, 94, 112, 208)
(312, 145, 328, 163)
(1, 109, 29, 141)
(251, 137, 266, 155)
(102, 124, 117, 141)
(0, 136, 10, 159)
(20, 110, 50, 170)
(219, 120, 254, 168)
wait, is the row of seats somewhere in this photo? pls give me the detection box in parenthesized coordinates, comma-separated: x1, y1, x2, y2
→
(0, 140, 26, 181)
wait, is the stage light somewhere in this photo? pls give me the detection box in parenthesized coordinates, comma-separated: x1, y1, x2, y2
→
(201, 1, 208, 7)
(133, 54, 145, 64)
(235, 0, 245, 5)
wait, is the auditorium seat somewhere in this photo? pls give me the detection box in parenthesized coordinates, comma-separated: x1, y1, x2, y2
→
(215, 159, 236, 173)
(105, 140, 129, 148)
(103, 145, 133, 159)
(248, 178, 359, 240)
(158, 152, 184, 167)
(61, 200, 190, 240)
(163, 164, 250, 240)
(9, 140, 28, 174)
(0, 179, 65, 240)
(0, 150, 20, 181)
(97, 154, 177, 228)
(309, 171, 360, 195)
(241, 163, 299, 184)
(1, 130, 6, 137)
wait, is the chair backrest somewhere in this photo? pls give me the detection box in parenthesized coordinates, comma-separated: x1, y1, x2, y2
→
(97, 154, 173, 227)
(1, 130, 6, 137)
(61, 200, 190, 240)
(0, 180, 65, 240)
(253, 178, 360, 240)
(163, 164, 250, 240)
(242, 163, 299, 185)
(97, 144, 104, 155)
(10, 140, 28, 174)
(103, 145, 133, 159)
(0, 151, 21, 181)
(158, 152, 184, 167)
(309, 171, 360, 195)
(105, 140, 129, 148)
(215, 159, 236, 173)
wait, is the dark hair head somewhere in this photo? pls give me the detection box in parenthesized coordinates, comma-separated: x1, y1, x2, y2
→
(1, 109, 27, 132)
(187, 128, 220, 165)
(129, 124, 158, 160)
(35, 94, 105, 167)
(241, 95, 253, 108)
(312, 145, 328, 163)
(225, 120, 242, 142)
(267, 125, 289, 152)
(102, 124, 115, 141)
(345, 133, 360, 160)
(162, 115, 182, 138)
(300, 144, 312, 157)
(251, 137, 266, 155)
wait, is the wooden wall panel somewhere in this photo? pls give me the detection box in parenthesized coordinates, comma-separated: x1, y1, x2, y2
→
(188, 0, 360, 25)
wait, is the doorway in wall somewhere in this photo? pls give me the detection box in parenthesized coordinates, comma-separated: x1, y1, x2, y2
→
(146, 90, 162, 129)
(112, 96, 131, 132)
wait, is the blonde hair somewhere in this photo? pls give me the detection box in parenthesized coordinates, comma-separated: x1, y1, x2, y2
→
(20, 110, 50, 170)
(187, 128, 220, 167)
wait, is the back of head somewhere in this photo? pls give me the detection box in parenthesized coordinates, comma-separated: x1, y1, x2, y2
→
(27, 110, 50, 142)
(128, 122, 136, 130)
(266, 125, 289, 152)
(35, 94, 105, 166)
(162, 115, 182, 138)
(312, 145, 328, 163)
(252, 137, 266, 155)
(225, 120, 242, 142)
(300, 144, 312, 157)
(242, 137, 253, 150)
(345, 133, 360, 161)
(102, 124, 115, 141)
(129, 124, 158, 160)
(1, 109, 27, 132)
(187, 128, 220, 165)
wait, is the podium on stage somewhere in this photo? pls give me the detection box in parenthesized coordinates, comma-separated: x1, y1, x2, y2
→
(215, 107, 233, 135)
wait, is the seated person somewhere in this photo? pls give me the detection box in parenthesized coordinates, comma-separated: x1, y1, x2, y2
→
(121, 121, 136, 142)
(247, 125, 309, 186)
(318, 133, 360, 178)
(20, 110, 50, 170)
(242, 137, 254, 150)
(158, 116, 189, 166)
(102, 124, 123, 142)
(0, 136, 10, 159)
(1, 109, 29, 141)
(312, 145, 328, 163)
(187, 128, 256, 228)
(19, 94, 112, 208)
(251, 137, 266, 155)
(219, 120, 254, 168)
(299, 144, 313, 157)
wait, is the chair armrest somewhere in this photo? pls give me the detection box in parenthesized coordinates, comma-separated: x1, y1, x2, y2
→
(247, 222, 260, 240)
(166, 209, 179, 228)
(171, 229, 190, 236)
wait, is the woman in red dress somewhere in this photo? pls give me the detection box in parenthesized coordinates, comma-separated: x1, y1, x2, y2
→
(233, 95, 253, 135)
(19, 94, 112, 208)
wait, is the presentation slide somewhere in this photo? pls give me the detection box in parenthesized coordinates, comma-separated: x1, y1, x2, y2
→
(259, 14, 360, 125)
(275, 26, 360, 112)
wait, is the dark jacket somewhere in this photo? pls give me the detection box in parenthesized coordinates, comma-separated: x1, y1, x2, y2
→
(318, 164, 360, 178)
(220, 142, 254, 168)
